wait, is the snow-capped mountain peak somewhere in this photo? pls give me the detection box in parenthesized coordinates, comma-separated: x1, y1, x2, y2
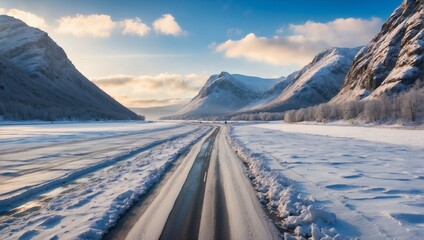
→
(171, 72, 279, 119)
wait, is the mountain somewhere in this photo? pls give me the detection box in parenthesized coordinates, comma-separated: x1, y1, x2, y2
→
(170, 72, 279, 119)
(241, 72, 295, 111)
(332, 0, 424, 102)
(249, 47, 360, 112)
(0, 15, 140, 120)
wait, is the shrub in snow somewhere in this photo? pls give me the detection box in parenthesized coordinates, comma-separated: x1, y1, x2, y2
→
(399, 87, 424, 122)
(363, 100, 384, 123)
(284, 110, 297, 123)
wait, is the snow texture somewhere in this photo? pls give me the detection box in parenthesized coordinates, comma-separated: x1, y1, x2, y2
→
(228, 122, 424, 239)
(0, 122, 210, 239)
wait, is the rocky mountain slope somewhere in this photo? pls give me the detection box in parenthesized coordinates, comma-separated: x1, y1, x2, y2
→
(333, 0, 424, 102)
(247, 47, 360, 113)
(171, 72, 278, 119)
(0, 15, 140, 120)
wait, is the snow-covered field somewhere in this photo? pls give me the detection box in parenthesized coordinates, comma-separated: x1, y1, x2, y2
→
(228, 122, 424, 239)
(0, 122, 210, 239)
(2, 121, 423, 239)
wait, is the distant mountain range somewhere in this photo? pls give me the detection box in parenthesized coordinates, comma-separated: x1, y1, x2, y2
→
(170, 0, 423, 120)
(0, 15, 140, 120)
(171, 72, 279, 119)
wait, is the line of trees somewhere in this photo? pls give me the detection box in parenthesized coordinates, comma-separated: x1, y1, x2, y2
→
(284, 86, 424, 124)
(230, 112, 284, 121)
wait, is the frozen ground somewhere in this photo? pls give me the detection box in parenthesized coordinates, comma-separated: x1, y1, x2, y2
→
(0, 121, 176, 151)
(0, 122, 210, 239)
(229, 122, 424, 239)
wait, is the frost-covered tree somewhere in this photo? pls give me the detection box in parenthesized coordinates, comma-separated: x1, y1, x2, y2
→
(399, 87, 424, 122)
(284, 110, 297, 123)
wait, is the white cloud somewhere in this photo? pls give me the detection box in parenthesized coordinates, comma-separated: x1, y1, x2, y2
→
(216, 33, 317, 66)
(0, 8, 47, 30)
(120, 17, 150, 37)
(289, 17, 383, 48)
(56, 13, 183, 38)
(153, 14, 184, 36)
(215, 17, 383, 66)
(93, 73, 207, 107)
(56, 14, 117, 38)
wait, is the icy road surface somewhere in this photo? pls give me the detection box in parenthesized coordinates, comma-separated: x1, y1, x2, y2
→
(229, 122, 424, 239)
(108, 125, 279, 240)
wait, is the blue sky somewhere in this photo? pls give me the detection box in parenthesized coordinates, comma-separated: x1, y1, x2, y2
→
(0, 0, 402, 107)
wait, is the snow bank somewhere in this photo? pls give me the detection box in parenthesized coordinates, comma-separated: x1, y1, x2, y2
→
(227, 126, 339, 240)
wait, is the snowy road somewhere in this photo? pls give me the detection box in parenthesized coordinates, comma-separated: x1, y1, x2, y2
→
(108, 125, 279, 240)
(1, 121, 422, 239)
(160, 128, 219, 240)
(0, 122, 279, 239)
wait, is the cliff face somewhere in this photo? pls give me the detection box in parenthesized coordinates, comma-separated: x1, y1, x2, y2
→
(333, 0, 424, 102)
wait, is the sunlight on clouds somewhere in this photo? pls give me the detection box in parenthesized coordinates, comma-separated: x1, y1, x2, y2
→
(120, 17, 151, 37)
(56, 13, 183, 38)
(216, 33, 316, 66)
(0, 8, 47, 30)
(56, 14, 116, 38)
(93, 73, 207, 107)
(215, 17, 383, 67)
(153, 14, 183, 36)
(289, 17, 383, 48)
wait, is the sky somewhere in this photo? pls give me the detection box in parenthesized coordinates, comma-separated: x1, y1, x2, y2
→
(0, 0, 402, 108)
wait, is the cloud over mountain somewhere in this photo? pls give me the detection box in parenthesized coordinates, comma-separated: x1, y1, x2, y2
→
(214, 17, 383, 66)
(0, 8, 47, 30)
(56, 14, 117, 38)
